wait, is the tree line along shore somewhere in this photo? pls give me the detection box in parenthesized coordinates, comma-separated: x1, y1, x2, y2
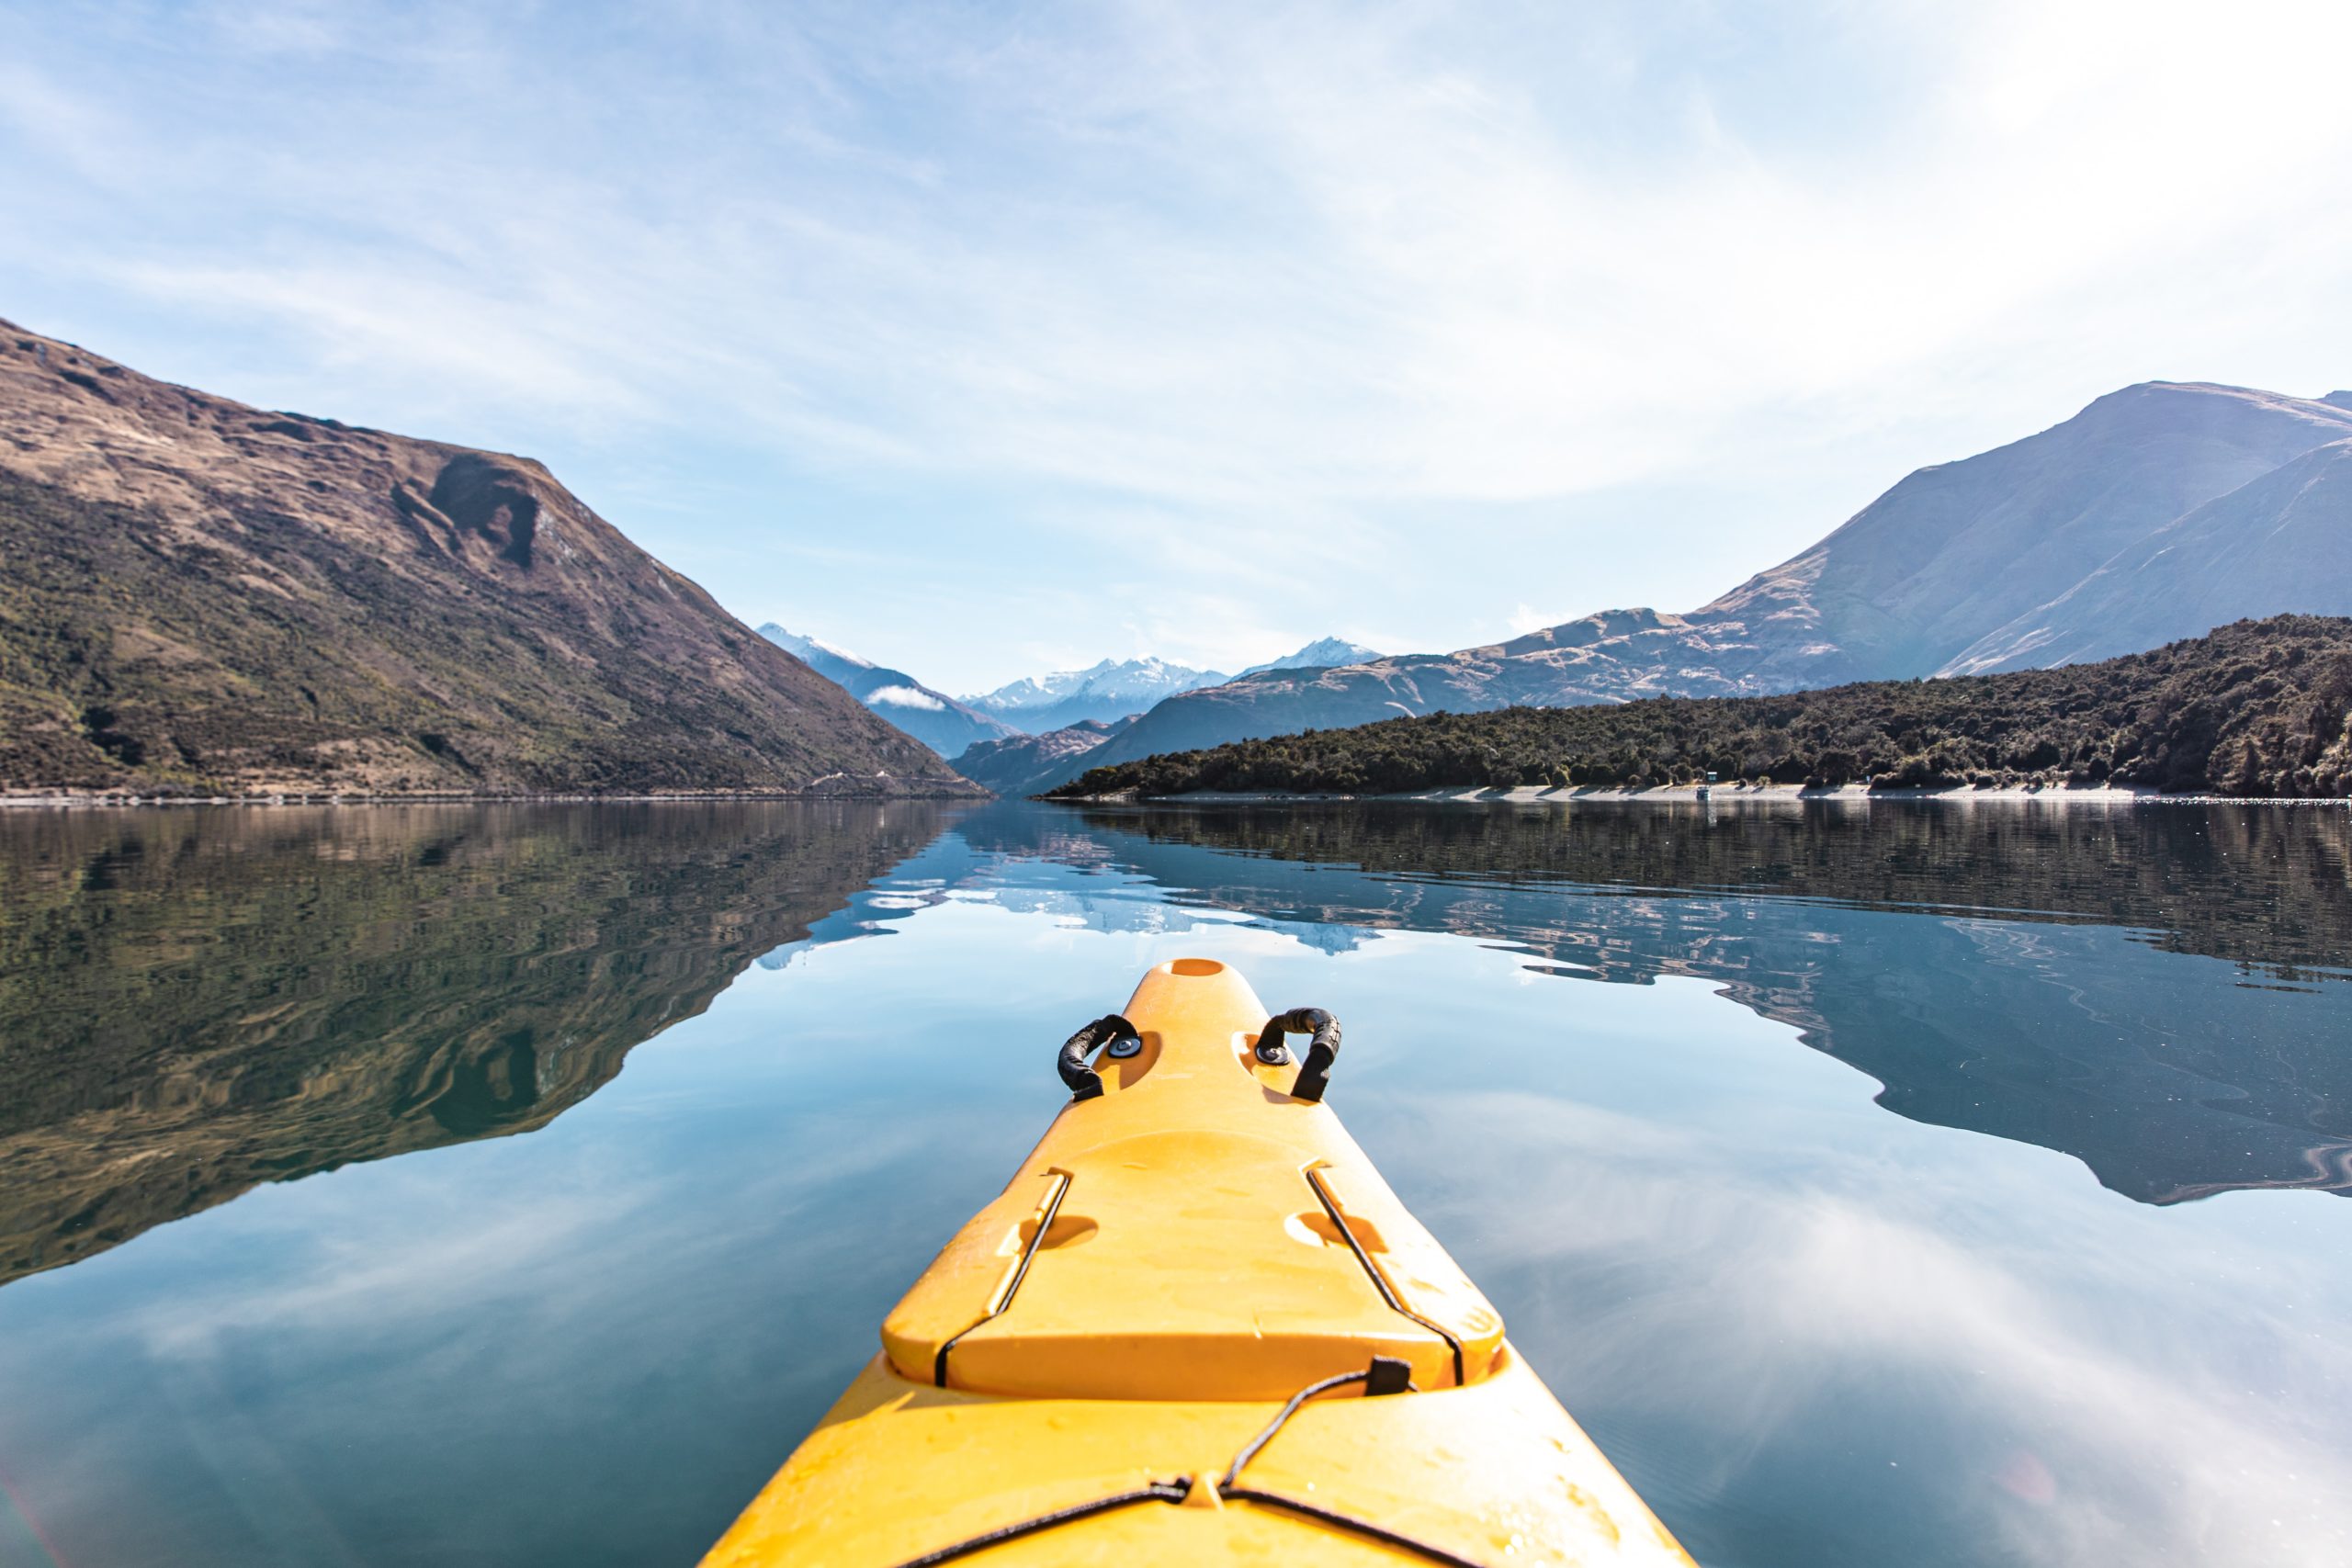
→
(1048, 616, 2352, 801)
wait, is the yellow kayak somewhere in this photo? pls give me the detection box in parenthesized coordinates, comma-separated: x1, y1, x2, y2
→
(703, 958, 1695, 1566)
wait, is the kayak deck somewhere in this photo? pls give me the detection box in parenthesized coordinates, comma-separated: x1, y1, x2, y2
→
(702, 958, 1694, 1566)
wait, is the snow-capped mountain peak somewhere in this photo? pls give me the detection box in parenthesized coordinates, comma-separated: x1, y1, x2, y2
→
(758, 623, 874, 672)
(963, 656, 1227, 732)
(1238, 637, 1383, 677)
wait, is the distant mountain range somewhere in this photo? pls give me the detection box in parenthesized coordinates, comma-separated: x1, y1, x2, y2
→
(18, 308, 2338, 805)
(1029, 381, 2352, 791)
(0, 319, 978, 797)
(956, 637, 1379, 742)
(747, 634, 1377, 771)
(757, 623, 1016, 758)
(954, 716, 1139, 796)
(1053, 615, 2352, 800)
(963, 657, 1228, 733)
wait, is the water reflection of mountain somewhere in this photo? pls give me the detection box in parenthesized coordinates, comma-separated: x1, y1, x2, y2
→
(0, 803, 948, 1286)
(967, 802, 2352, 1204)
(9, 798, 2345, 1287)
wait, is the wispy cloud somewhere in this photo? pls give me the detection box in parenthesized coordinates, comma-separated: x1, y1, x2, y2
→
(4, 1, 2350, 682)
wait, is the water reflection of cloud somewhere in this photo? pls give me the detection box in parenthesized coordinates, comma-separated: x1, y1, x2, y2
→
(0, 1064, 1001, 1566)
(756, 850, 1379, 975)
(130, 1174, 639, 1359)
(1404, 1081, 2352, 1568)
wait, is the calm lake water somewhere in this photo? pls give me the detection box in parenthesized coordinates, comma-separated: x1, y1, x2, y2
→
(2, 799, 2348, 1568)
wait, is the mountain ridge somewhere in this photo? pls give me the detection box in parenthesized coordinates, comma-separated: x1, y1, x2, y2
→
(953, 715, 1139, 796)
(1033, 380, 2352, 790)
(964, 655, 1227, 733)
(756, 622, 1017, 759)
(1940, 435, 2352, 674)
(1052, 615, 2352, 800)
(0, 319, 979, 797)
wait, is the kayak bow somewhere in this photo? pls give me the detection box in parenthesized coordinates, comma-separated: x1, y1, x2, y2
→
(703, 957, 1694, 1566)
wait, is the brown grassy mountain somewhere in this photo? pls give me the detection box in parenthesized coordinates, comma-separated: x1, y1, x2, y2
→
(1049, 382, 2352, 792)
(0, 320, 979, 796)
(0, 801, 948, 1287)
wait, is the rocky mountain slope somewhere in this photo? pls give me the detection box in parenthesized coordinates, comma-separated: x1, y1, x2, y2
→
(953, 715, 1136, 796)
(757, 622, 1016, 758)
(1700, 381, 2352, 688)
(1047, 382, 2352, 790)
(0, 320, 978, 796)
(1943, 433, 2352, 673)
(965, 656, 1227, 732)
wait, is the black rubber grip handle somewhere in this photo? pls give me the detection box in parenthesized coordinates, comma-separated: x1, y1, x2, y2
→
(1258, 1008, 1342, 1102)
(1057, 1014, 1140, 1100)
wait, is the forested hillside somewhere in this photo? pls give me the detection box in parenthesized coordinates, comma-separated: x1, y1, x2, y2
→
(1046, 381, 2352, 788)
(1052, 617, 2352, 799)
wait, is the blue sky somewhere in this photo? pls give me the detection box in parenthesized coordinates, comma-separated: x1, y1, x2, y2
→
(6, 2, 2351, 692)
